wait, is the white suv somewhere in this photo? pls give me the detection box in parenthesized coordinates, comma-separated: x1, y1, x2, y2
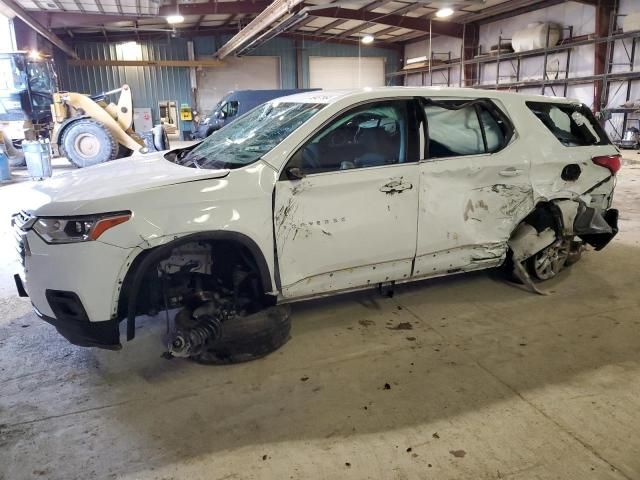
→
(12, 87, 620, 362)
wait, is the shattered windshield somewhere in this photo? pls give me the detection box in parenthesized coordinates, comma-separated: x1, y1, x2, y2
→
(176, 101, 325, 169)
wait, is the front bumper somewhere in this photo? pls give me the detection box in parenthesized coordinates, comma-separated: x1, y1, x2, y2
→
(36, 293, 122, 350)
(17, 229, 134, 321)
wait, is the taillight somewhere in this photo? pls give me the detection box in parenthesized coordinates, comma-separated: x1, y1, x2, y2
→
(592, 154, 621, 175)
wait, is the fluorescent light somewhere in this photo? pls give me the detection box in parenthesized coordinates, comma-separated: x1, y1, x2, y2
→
(361, 34, 374, 44)
(166, 14, 184, 24)
(28, 50, 41, 60)
(436, 7, 454, 18)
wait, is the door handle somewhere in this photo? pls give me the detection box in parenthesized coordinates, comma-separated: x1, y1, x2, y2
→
(499, 168, 523, 177)
(380, 179, 413, 194)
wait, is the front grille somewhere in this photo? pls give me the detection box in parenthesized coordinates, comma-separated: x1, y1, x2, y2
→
(13, 225, 25, 266)
(11, 210, 34, 267)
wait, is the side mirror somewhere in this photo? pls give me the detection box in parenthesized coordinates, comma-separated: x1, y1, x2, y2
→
(286, 166, 305, 180)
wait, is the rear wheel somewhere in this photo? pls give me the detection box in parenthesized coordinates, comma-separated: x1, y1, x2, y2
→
(61, 119, 118, 168)
(527, 238, 571, 281)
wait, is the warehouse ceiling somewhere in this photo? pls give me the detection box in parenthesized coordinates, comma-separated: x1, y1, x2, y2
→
(0, 0, 584, 59)
(1, 0, 583, 51)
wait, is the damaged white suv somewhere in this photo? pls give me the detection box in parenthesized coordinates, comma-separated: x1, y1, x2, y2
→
(12, 88, 620, 362)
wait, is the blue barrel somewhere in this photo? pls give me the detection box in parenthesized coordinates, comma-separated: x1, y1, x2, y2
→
(0, 151, 11, 182)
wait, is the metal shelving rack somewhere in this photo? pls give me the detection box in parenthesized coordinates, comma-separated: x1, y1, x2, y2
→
(391, 23, 640, 140)
(603, 14, 639, 144)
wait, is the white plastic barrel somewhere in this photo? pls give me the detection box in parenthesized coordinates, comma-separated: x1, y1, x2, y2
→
(512, 22, 562, 52)
(22, 139, 52, 180)
(623, 13, 640, 33)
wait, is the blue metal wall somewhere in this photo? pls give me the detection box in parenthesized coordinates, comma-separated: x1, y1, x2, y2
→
(56, 39, 193, 126)
(192, 35, 400, 88)
(56, 36, 401, 125)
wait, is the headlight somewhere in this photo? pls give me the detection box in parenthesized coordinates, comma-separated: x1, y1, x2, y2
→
(32, 212, 131, 244)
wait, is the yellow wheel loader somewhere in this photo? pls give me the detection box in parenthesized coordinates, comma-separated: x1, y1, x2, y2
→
(51, 85, 169, 168)
(1, 52, 169, 168)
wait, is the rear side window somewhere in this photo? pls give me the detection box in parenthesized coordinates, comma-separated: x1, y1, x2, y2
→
(423, 99, 510, 159)
(526, 101, 611, 147)
(222, 100, 239, 117)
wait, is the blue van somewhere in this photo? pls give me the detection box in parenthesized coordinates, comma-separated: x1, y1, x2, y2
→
(194, 89, 319, 139)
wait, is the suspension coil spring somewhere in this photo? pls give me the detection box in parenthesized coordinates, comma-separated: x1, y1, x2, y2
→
(169, 314, 224, 357)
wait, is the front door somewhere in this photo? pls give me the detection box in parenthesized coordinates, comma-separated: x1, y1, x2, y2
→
(414, 97, 534, 277)
(274, 99, 421, 299)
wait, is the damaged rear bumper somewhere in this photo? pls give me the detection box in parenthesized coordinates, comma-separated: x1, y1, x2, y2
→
(575, 208, 618, 251)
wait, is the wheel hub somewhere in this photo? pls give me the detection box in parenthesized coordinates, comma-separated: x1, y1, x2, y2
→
(73, 133, 100, 159)
(532, 239, 570, 280)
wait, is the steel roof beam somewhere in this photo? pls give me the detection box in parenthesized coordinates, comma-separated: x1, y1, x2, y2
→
(158, 0, 272, 17)
(0, 0, 77, 58)
(308, 7, 464, 37)
(215, 0, 307, 59)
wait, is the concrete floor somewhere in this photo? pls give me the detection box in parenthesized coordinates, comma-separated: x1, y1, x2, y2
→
(0, 155, 639, 480)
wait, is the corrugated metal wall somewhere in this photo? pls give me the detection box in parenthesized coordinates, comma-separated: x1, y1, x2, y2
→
(56, 36, 401, 126)
(56, 39, 193, 126)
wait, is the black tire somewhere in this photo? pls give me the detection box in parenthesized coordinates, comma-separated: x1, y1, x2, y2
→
(152, 125, 169, 151)
(61, 119, 118, 168)
(193, 305, 291, 365)
(117, 144, 133, 158)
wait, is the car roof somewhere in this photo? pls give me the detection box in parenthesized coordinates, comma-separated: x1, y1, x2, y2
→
(275, 87, 581, 105)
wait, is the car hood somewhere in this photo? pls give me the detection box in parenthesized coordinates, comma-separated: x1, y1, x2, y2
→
(23, 152, 230, 215)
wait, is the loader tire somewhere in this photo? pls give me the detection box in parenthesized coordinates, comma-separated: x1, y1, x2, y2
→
(62, 119, 118, 168)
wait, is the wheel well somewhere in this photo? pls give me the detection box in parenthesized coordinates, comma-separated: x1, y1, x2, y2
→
(117, 232, 274, 340)
(519, 201, 564, 235)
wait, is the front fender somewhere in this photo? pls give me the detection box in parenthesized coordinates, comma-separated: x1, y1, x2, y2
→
(117, 231, 275, 341)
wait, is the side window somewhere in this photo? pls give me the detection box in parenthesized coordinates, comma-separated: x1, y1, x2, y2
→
(424, 103, 484, 158)
(227, 100, 239, 117)
(526, 101, 611, 147)
(423, 99, 510, 159)
(288, 100, 418, 175)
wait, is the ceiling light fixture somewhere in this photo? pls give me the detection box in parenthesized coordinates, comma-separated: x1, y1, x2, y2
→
(361, 34, 374, 44)
(435, 7, 454, 18)
(166, 14, 185, 24)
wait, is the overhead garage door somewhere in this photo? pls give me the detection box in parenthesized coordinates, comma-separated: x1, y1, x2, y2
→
(196, 56, 280, 115)
(309, 56, 385, 89)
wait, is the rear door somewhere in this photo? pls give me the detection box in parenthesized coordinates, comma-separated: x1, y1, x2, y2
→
(274, 98, 421, 299)
(414, 97, 534, 277)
